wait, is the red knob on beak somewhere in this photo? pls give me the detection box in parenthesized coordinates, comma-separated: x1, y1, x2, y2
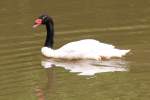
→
(33, 19, 42, 28)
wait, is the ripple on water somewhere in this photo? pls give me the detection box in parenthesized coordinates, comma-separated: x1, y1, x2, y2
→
(0, 34, 43, 97)
(57, 24, 150, 34)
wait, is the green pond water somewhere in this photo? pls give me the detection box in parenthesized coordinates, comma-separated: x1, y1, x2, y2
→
(0, 0, 150, 100)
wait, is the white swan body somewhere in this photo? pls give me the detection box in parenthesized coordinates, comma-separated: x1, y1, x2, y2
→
(41, 39, 130, 60)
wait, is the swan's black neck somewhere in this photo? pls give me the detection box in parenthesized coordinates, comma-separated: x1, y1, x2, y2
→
(44, 20, 54, 48)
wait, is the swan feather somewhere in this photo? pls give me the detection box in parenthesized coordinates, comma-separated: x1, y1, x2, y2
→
(41, 39, 130, 60)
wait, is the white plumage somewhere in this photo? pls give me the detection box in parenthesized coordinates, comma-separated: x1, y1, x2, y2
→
(41, 39, 130, 60)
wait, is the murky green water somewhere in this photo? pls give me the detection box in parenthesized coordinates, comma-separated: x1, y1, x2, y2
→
(0, 0, 150, 100)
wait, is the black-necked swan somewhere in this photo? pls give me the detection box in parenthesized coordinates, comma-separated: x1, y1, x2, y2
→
(33, 15, 130, 60)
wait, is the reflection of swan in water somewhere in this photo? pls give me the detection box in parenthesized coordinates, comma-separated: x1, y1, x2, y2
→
(41, 58, 129, 76)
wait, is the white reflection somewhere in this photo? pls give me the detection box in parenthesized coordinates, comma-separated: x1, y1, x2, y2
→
(41, 58, 129, 76)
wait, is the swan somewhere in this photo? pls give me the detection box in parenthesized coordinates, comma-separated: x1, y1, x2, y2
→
(33, 15, 130, 60)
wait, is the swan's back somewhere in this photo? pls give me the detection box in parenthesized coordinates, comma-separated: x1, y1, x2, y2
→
(59, 39, 115, 51)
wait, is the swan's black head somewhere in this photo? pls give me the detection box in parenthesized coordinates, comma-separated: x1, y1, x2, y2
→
(33, 15, 53, 28)
(33, 15, 54, 48)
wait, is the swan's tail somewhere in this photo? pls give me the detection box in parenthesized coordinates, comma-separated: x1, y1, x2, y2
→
(102, 49, 130, 59)
(120, 50, 130, 56)
(113, 49, 130, 57)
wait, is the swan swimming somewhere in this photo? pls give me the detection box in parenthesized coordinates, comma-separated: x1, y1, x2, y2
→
(33, 15, 130, 60)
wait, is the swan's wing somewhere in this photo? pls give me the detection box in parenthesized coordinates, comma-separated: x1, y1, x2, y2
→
(55, 39, 115, 59)
(58, 39, 115, 52)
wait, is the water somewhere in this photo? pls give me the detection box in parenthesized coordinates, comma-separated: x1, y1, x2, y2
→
(0, 0, 150, 100)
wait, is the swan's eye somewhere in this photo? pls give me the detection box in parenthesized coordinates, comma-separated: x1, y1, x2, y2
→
(42, 16, 47, 20)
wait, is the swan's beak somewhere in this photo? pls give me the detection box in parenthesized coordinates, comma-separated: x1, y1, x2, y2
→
(33, 19, 42, 28)
(33, 23, 41, 28)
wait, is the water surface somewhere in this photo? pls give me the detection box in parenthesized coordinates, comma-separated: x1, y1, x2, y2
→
(0, 0, 150, 100)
